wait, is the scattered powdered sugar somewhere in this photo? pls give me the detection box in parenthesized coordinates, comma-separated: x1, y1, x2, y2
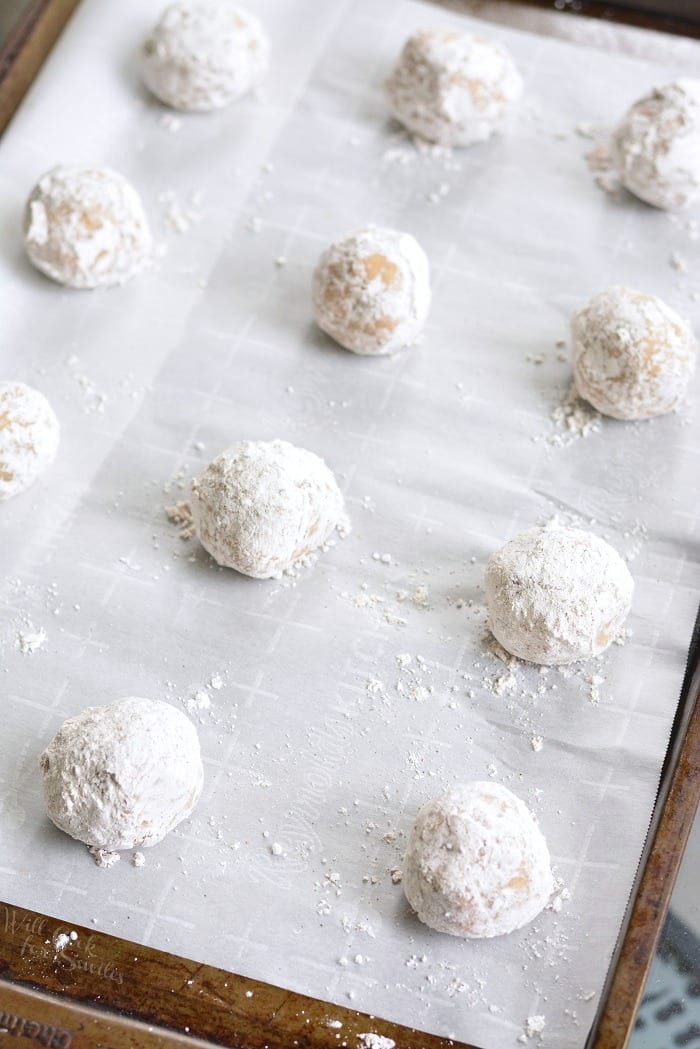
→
(526, 1015, 547, 1039)
(381, 133, 463, 175)
(585, 673, 606, 707)
(545, 382, 602, 446)
(185, 689, 212, 718)
(585, 140, 621, 198)
(158, 113, 182, 133)
(66, 356, 109, 415)
(549, 885, 571, 913)
(670, 250, 688, 273)
(349, 586, 408, 628)
(17, 627, 47, 654)
(132, 851, 146, 868)
(158, 189, 204, 234)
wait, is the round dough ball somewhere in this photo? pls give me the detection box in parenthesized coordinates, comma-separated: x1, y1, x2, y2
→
(0, 382, 59, 501)
(40, 698, 203, 851)
(403, 782, 553, 939)
(612, 80, 700, 210)
(385, 29, 522, 148)
(312, 226, 430, 356)
(572, 286, 696, 420)
(142, 1, 269, 111)
(24, 165, 152, 289)
(191, 439, 350, 578)
(485, 526, 633, 665)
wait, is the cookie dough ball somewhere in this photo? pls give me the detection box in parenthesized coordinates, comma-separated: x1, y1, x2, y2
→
(191, 439, 350, 578)
(24, 166, 152, 289)
(0, 382, 59, 501)
(142, 1, 269, 111)
(312, 226, 430, 356)
(572, 286, 696, 420)
(40, 698, 203, 852)
(485, 526, 633, 665)
(403, 782, 553, 939)
(612, 80, 700, 210)
(386, 29, 522, 148)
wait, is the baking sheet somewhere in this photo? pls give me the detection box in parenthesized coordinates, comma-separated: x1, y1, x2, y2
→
(2, 1, 700, 1046)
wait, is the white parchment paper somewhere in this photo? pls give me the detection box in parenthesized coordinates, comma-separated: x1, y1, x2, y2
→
(1, 2, 700, 1046)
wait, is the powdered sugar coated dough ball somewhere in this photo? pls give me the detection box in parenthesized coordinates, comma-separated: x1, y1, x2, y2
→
(191, 439, 350, 578)
(24, 166, 152, 289)
(403, 782, 553, 939)
(40, 698, 203, 851)
(485, 526, 633, 665)
(142, 1, 269, 111)
(386, 29, 522, 148)
(312, 226, 430, 356)
(612, 80, 700, 210)
(0, 382, 59, 501)
(572, 286, 696, 420)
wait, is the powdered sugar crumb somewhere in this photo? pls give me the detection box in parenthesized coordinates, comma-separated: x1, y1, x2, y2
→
(357, 1035, 395, 1049)
(546, 383, 602, 445)
(524, 1014, 546, 1040)
(165, 500, 195, 539)
(88, 847, 121, 869)
(17, 628, 47, 654)
(158, 189, 203, 234)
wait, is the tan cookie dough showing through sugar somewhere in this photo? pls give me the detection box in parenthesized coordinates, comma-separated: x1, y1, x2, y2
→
(40, 698, 204, 852)
(403, 782, 553, 938)
(612, 79, 700, 210)
(0, 382, 60, 501)
(23, 165, 152, 289)
(312, 226, 431, 356)
(142, 0, 269, 111)
(485, 525, 634, 665)
(386, 28, 522, 148)
(190, 439, 350, 578)
(572, 286, 696, 420)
